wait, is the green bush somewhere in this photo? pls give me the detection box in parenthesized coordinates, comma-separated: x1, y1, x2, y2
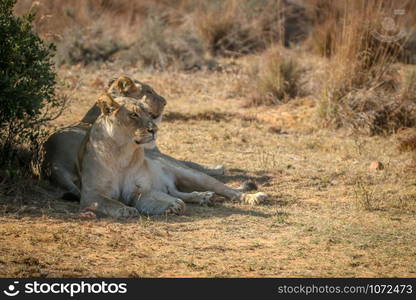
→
(0, 0, 59, 173)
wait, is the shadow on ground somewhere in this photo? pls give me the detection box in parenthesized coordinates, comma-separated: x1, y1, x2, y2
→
(217, 168, 273, 186)
(0, 182, 273, 223)
(163, 111, 259, 123)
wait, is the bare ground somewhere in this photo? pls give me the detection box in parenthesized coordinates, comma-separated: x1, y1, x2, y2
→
(1, 60, 416, 277)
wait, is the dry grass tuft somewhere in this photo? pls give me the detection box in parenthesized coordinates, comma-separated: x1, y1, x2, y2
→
(398, 132, 416, 153)
(247, 48, 305, 106)
(353, 178, 380, 211)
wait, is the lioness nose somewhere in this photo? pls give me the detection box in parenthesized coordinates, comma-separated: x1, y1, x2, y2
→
(147, 126, 157, 134)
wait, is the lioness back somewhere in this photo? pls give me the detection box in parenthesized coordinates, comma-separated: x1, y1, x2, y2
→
(42, 123, 90, 199)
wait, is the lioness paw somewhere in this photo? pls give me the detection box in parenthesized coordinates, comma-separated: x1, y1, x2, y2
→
(191, 191, 214, 206)
(165, 199, 186, 215)
(116, 206, 139, 218)
(240, 192, 267, 205)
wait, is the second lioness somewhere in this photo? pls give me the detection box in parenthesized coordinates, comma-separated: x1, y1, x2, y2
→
(83, 76, 225, 173)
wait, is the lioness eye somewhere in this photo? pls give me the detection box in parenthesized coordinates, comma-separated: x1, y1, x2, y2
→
(130, 112, 139, 118)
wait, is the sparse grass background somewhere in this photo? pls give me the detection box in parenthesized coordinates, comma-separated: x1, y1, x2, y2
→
(247, 47, 306, 106)
(2, 0, 416, 277)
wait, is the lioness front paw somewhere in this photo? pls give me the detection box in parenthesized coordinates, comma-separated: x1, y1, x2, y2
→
(165, 199, 186, 215)
(240, 192, 267, 205)
(116, 206, 139, 218)
(191, 191, 214, 206)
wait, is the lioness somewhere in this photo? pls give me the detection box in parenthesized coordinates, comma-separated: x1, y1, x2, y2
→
(88, 76, 225, 172)
(80, 94, 266, 217)
(42, 76, 226, 201)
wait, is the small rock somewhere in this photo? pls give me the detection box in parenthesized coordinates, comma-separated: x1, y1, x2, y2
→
(369, 161, 384, 171)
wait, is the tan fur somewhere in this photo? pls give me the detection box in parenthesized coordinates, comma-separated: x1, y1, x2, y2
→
(81, 76, 167, 125)
(42, 76, 226, 200)
(42, 123, 90, 200)
(80, 95, 159, 217)
(80, 95, 267, 217)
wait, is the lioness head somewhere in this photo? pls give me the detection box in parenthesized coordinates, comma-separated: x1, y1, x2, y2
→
(107, 76, 167, 124)
(97, 93, 158, 145)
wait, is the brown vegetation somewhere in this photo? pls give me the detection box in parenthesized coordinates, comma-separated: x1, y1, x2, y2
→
(246, 47, 306, 106)
(2, 0, 416, 277)
(2, 65, 416, 277)
(312, 0, 416, 134)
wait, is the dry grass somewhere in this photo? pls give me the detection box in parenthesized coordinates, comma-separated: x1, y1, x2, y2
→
(118, 14, 205, 71)
(400, 68, 416, 102)
(315, 0, 416, 134)
(1, 61, 416, 277)
(14, 0, 168, 40)
(14, 0, 308, 66)
(194, 0, 262, 58)
(247, 48, 305, 106)
(3, 0, 416, 278)
(55, 22, 127, 66)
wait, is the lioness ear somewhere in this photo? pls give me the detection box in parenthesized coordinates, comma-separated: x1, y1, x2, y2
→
(96, 93, 120, 115)
(117, 76, 136, 95)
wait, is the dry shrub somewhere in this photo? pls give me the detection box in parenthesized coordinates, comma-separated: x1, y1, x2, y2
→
(194, 0, 262, 57)
(275, 0, 311, 46)
(319, 87, 416, 135)
(16, 0, 210, 69)
(193, 0, 309, 57)
(306, 0, 416, 59)
(118, 14, 205, 71)
(14, 0, 313, 67)
(15, 0, 193, 67)
(14, 0, 165, 39)
(247, 48, 305, 106)
(316, 0, 416, 134)
(55, 22, 128, 66)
